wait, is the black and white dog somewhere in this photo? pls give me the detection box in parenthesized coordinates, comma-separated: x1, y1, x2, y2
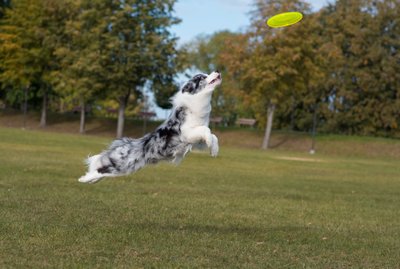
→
(79, 71, 221, 183)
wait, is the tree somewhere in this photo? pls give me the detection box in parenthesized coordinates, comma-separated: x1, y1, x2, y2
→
(279, 11, 330, 153)
(374, 0, 400, 136)
(0, 0, 10, 107)
(356, 0, 400, 136)
(53, 0, 105, 134)
(318, 0, 370, 135)
(244, 0, 312, 149)
(316, 0, 400, 137)
(99, 0, 181, 138)
(0, 0, 68, 127)
(184, 31, 246, 124)
(0, 0, 11, 19)
(151, 29, 185, 111)
(0, 27, 32, 127)
(0, 0, 42, 126)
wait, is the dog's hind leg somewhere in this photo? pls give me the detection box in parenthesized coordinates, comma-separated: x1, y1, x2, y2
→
(171, 144, 192, 165)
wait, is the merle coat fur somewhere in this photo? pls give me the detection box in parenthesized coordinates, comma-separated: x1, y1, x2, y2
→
(79, 71, 221, 183)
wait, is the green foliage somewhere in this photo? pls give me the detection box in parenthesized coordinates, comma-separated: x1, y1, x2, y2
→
(99, 0, 181, 103)
(0, 0, 182, 132)
(92, 0, 181, 136)
(185, 31, 248, 123)
(314, 0, 400, 136)
(190, 0, 399, 138)
(52, 0, 105, 103)
(0, 0, 66, 107)
(0, 0, 11, 19)
(0, 0, 399, 137)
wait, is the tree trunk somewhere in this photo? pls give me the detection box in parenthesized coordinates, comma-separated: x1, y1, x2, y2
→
(59, 99, 65, 113)
(262, 103, 276, 150)
(22, 85, 29, 129)
(39, 89, 47, 128)
(116, 90, 131, 139)
(310, 103, 318, 154)
(290, 95, 296, 131)
(79, 97, 86, 134)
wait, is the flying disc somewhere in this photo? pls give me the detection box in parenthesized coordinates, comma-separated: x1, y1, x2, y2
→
(267, 12, 303, 28)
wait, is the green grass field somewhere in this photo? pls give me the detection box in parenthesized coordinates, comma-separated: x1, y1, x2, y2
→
(1, 126, 400, 268)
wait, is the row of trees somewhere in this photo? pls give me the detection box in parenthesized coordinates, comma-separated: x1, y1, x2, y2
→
(185, 0, 400, 147)
(0, 0, 181, 137)
(1, 0, 399, 149)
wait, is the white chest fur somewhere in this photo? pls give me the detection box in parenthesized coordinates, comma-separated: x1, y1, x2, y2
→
(183, 104, 211, 128)
(173, 91, 213, 128)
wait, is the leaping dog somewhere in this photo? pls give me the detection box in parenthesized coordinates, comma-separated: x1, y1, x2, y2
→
(79, 71, 221, 183)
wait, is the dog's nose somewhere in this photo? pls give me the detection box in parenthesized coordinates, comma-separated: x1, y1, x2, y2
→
(215, 70, 220, 74)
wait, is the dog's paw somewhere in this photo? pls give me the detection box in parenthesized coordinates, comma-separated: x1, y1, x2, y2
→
(210, 134, 219, 157)
(78, 172, 103, 184)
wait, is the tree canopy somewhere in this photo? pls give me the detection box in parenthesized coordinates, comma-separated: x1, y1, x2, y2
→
(0, 0, 399, 140)
(0, 0, 181, 136)
(186, 0, 399, 140)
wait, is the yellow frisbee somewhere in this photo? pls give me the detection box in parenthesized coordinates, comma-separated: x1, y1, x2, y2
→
(267, 12, 303, 28)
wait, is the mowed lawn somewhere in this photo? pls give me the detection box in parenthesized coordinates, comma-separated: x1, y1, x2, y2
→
(1, 127, 399, 268)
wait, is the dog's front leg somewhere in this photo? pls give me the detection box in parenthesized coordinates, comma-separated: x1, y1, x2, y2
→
(210, 134, 219, 157)
(183, 126, 219, 157)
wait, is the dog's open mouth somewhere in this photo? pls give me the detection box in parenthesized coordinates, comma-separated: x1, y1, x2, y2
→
(209, 74, 221, 85)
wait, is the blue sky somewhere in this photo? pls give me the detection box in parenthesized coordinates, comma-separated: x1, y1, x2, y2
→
(172, 0, 330, 45)
(152, 0, 330, 119)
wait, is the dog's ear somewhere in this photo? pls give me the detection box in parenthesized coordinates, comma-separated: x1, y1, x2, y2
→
(182, 74, 207, 94)
(182, 81, 195, 94)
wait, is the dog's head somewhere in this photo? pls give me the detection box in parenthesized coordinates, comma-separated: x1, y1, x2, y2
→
(181, 71, 221, 95)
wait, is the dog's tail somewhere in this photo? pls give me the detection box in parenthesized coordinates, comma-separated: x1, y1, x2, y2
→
(78, 137, 145, 184)
(78, 154, 105, 184)
(86, 154, 103, 172)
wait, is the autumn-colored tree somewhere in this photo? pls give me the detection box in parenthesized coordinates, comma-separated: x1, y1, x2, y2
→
(0, 0, 68, 127)
(1, 0, 398, 139)
(184, 31, 246, 124)
(242, 0, 312, 149)
(374, 0, 400, 136)
(317, 0, 399, 136)
(0, 0, 11, 105)
(275, 10, 330, 152)
(219, 33, 254, 123)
